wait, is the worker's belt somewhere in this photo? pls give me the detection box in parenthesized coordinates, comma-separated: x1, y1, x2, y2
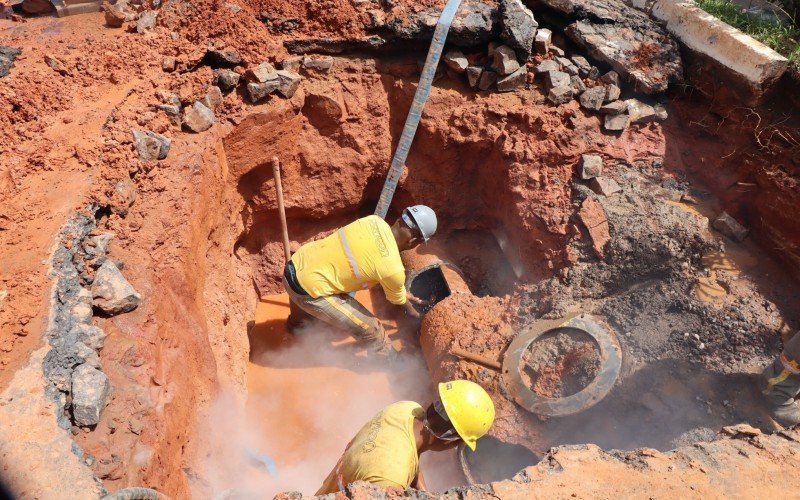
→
(284, 261, 308, 296)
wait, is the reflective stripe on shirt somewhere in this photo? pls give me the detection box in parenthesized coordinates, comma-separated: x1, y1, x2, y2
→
(338, 228, 369, 290)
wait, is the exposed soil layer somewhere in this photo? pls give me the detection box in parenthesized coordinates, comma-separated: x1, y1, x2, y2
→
(521, 329, 601, 398)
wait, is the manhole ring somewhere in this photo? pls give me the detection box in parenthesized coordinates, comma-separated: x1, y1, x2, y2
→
(501, 314, 622, 417)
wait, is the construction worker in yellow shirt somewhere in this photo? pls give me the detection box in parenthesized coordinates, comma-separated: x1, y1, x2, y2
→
(282, 205, 437, 357)
(761, 330, 800, 427)
(316, 380, 496, 494)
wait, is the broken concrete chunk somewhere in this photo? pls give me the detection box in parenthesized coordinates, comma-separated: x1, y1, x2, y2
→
(246, 81, 279, 103)
(203, 86, 223, 111)
(534, 59, 559, 74)
(578, 197, 610, 259)
(92, 260, 141, 315)
(499, 0, 538, 59)
(590, 176, 622, 196)
(534, 28, 552, 54)
(71, 364, 110, 427)
(478, 70, 497, 91)
(604, 113, 630, 131)
(626, 98, 658, 124)
(600, 70, 620, 87)
(579, 86, 606, 111)
(547, 85, 574, 105)
(206, 49, 242, 67)
(497, 66, 527, 92)
(213, 69, 240, 91)
(444, 50, 468, 73)
(545, 71, 570, 90)
(600, 100, 627, 115)
(581, 154, 603, 180)
(302, 56, 334, 71)
(245, 62, 278, 83)
(70, 324, 107, 351)
(136, 10, 157, 33)
(132, 129, 170, 162)
(182, 101, 215, 132)
(571, 55, 591, 75)
(275, 70, 302, 98)
(466, 66, 483, 89)
(712, 212, 749, 242)
(492, 45, 521, 76)
(570, 75, 586, 95)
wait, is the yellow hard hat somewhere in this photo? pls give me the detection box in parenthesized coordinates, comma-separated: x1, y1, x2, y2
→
(438, 380, 496, 451)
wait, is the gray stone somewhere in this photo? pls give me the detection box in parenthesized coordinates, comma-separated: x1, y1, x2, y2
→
(478, 70, 497, 91)
(556, 57, 578, 74)
(132, 129, 170, 161)
(182, 101, 215, 132)
(579, 86, 606, 110)
(246, 81, 279, 103)
(581, 154, 603, 179)
(89, 233, 113, 257)
(70, 324, 107, 351)
(92, 260, 141, 315)
(492, 45, 520, 76)
(535, 28, 552, 54)
(444, 50, 468, 74)
(534, 59, 559, 74)
(206, 49, 242, 67)
(499, 0, 538, 59)
(604, 83, 620, 103)
(213, 69, 240, 91)
(157, 105, 181, 126)
(547, 85, 574, 105)
(75, 342, 100, 369)
(0, 46, 21, 79)
(571, 56, 591, 75)
(136, 10, 157, 33)
(103, 1, 134, 28)
(466, 66, 483, 89)
(245, 62, 278, 83)
(600, 100, 627, 115)
(282, 57, 303, 71)
(161, 56, 176, 73)
(276, 70, 302, 98)
(546, 71, 570, 90)
(655, 104, 668, 121)
(549, 45, 565, 57)
(487, 41, 501, 59)
(302, 56, 334, 71)
(71, 364, 110, 427)
(713, 212, 749, 241)
(590, 176, 622, 196)
(386, 1, 500, 47)
(604, 113, 630, 131)
(497, 66, 527, 92)
(203, 86, 223, 111)
(600, 70, 620, 87)
(626, 98, 658, 124)
(111, 178, 136, 217)
(587, 66, 600, 80)
(570, 75, 586, 95)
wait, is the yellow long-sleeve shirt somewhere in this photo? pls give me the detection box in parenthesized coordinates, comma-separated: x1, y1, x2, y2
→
(292, 215, 408, 305)
(316, 401, 424, 494)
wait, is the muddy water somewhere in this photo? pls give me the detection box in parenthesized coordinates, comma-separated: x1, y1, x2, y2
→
(243, 291, 464, 496)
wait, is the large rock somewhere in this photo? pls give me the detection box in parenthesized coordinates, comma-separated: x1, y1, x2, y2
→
(626, 98, 659, 123)
(276, 70, 302, 98)
(499, 0, 537, 59)
(92, 260, 141, 315)
(183, 101, 215, 132)
(0, 46, 21, 79)
(466, 66, 483, 88)
(579, 86, 606, 110)
(604, 113, 630, 131)
(581, 154, 603, 179)
(600, 100, 627, 115)
(205, 49, 242, 67)
(497, 66, 526, 92)
(247, 81, 280, 103)
(213, 69, 241, 91)
(478, 70, 497, 91)
(444, 50, 468, 73)
(203, 86, 224, 111)
(712, 212, 749, 241)
(132, 129, 170, 161)
(545, 71, 570, 90)
(245, 62, 277, 83)
(539, 0, 683, 93)
(386, 1, 501, 47)
(548, 85, 574, 105)
(71, 364, 110, 427)
(492, 45, 520, 76)
(534, 59, 559, 74)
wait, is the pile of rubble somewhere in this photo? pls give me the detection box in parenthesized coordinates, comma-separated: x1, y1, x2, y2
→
(44, 210, 141, 431)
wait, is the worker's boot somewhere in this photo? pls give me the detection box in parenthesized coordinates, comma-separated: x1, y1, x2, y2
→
(286, 301, 311, 334)
(760, 354, 800, 427)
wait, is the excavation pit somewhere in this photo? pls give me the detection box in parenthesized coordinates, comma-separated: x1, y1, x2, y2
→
(458, 437, 541, 485)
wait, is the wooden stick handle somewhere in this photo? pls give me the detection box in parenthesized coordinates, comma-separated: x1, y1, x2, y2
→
(451, 347, 502, 371)
(272, 157, 291, 263)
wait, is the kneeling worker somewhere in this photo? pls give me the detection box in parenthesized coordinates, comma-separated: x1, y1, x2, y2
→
(283, 206, 437, 356)
(761, 330, 800, 426)
(316, 380, 496, 493)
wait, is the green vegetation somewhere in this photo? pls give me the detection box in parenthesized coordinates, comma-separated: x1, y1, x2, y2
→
(696, 0, 800, 73)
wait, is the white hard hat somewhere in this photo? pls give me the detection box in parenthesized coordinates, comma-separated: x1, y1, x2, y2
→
(403, 205, 437, 242)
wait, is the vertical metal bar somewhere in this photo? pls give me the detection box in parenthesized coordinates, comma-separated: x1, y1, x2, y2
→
(374, 0, 464, 219)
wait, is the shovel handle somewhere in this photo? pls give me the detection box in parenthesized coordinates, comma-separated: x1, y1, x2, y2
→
(451, 347, 502, 371)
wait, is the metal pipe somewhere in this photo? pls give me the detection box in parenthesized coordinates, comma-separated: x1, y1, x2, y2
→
(451, 346, 502, 371)
(272, 156, 291, 263)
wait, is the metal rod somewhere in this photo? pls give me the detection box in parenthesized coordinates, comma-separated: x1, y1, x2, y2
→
(272, 156, 291, 263)
(451, 346, 502, 371)
(373, 0, 463, 219)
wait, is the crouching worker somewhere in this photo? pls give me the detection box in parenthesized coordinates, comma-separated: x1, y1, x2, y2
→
(761, 330, 800, 427)
(316, 380, 496, 494)
(283, 206, 437, 357)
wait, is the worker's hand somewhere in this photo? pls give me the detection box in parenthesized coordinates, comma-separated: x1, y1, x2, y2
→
(404, 300, 421, 319)
(407, 293, 430, 306)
